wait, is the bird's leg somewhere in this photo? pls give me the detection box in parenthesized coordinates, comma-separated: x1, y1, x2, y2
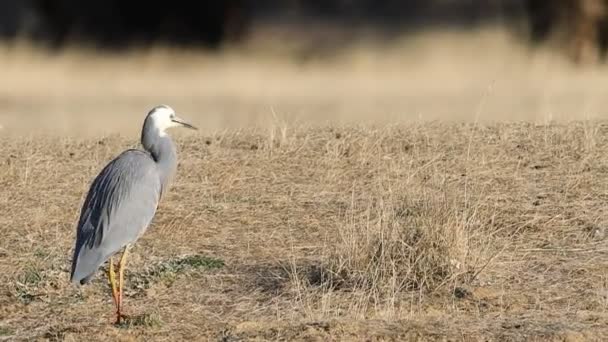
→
(107, 257, 120, 318)
(116, 245, 130, 324)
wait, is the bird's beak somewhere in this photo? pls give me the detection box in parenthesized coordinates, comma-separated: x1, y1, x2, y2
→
(172, 116, 198, 130)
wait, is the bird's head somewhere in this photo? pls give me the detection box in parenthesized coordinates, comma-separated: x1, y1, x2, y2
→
(145, 105, 197, 136)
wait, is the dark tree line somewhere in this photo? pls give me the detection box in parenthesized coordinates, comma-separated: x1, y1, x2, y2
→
(1, 0, 608, 63)
(0, 0, 250, 48)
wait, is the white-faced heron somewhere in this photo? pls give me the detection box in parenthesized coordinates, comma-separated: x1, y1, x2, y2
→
(69, 105, 197, 324)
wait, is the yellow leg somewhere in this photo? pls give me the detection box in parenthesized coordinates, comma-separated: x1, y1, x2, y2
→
(107, 257, 119, 316)
(116, 245, 130, 324)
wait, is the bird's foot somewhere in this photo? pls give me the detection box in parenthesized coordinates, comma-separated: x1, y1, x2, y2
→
(113, 312, 130, 326)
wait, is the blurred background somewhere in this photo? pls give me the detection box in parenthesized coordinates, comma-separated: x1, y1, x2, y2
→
(1, 0, 608, 136)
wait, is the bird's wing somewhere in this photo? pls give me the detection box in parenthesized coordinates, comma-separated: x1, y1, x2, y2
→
(70, 149, 162, 284)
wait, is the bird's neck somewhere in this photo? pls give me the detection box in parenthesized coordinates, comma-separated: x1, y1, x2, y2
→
(142, 130, 177, 193)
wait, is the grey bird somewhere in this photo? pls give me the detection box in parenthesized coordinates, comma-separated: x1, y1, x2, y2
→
(70, 105, 197, 324)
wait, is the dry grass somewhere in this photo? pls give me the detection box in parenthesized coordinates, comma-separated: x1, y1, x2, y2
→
(4, 26, 608, 139)
(3, 25, 608, 340)
(2, 121, 608, 340)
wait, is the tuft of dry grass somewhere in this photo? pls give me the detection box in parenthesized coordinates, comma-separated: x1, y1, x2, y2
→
(326, 187, 477, 295)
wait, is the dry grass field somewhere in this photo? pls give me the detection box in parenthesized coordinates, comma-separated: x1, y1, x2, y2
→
(3, 28, 608, 340)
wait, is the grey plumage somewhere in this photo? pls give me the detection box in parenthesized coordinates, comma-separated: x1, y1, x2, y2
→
(70, 105, 196, 285)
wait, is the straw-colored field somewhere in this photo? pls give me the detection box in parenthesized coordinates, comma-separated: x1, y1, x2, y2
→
(2, 28, 608, 340)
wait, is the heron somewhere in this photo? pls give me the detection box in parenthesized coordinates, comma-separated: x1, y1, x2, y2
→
(69, 105, 197, 324)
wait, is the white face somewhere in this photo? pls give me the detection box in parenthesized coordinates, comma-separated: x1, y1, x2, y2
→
(148, 105, 180, 136)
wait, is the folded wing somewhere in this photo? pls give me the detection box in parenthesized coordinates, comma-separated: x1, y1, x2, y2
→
(70, 149, 162, 284)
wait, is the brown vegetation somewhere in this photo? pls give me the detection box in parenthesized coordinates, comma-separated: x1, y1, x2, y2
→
(2, 121, 608, 340)
(2, 30, 608, 340)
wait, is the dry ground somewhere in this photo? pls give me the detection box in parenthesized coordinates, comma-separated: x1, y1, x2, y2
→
(2, 122, 608, 340)
(3, 27, 608, 341)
